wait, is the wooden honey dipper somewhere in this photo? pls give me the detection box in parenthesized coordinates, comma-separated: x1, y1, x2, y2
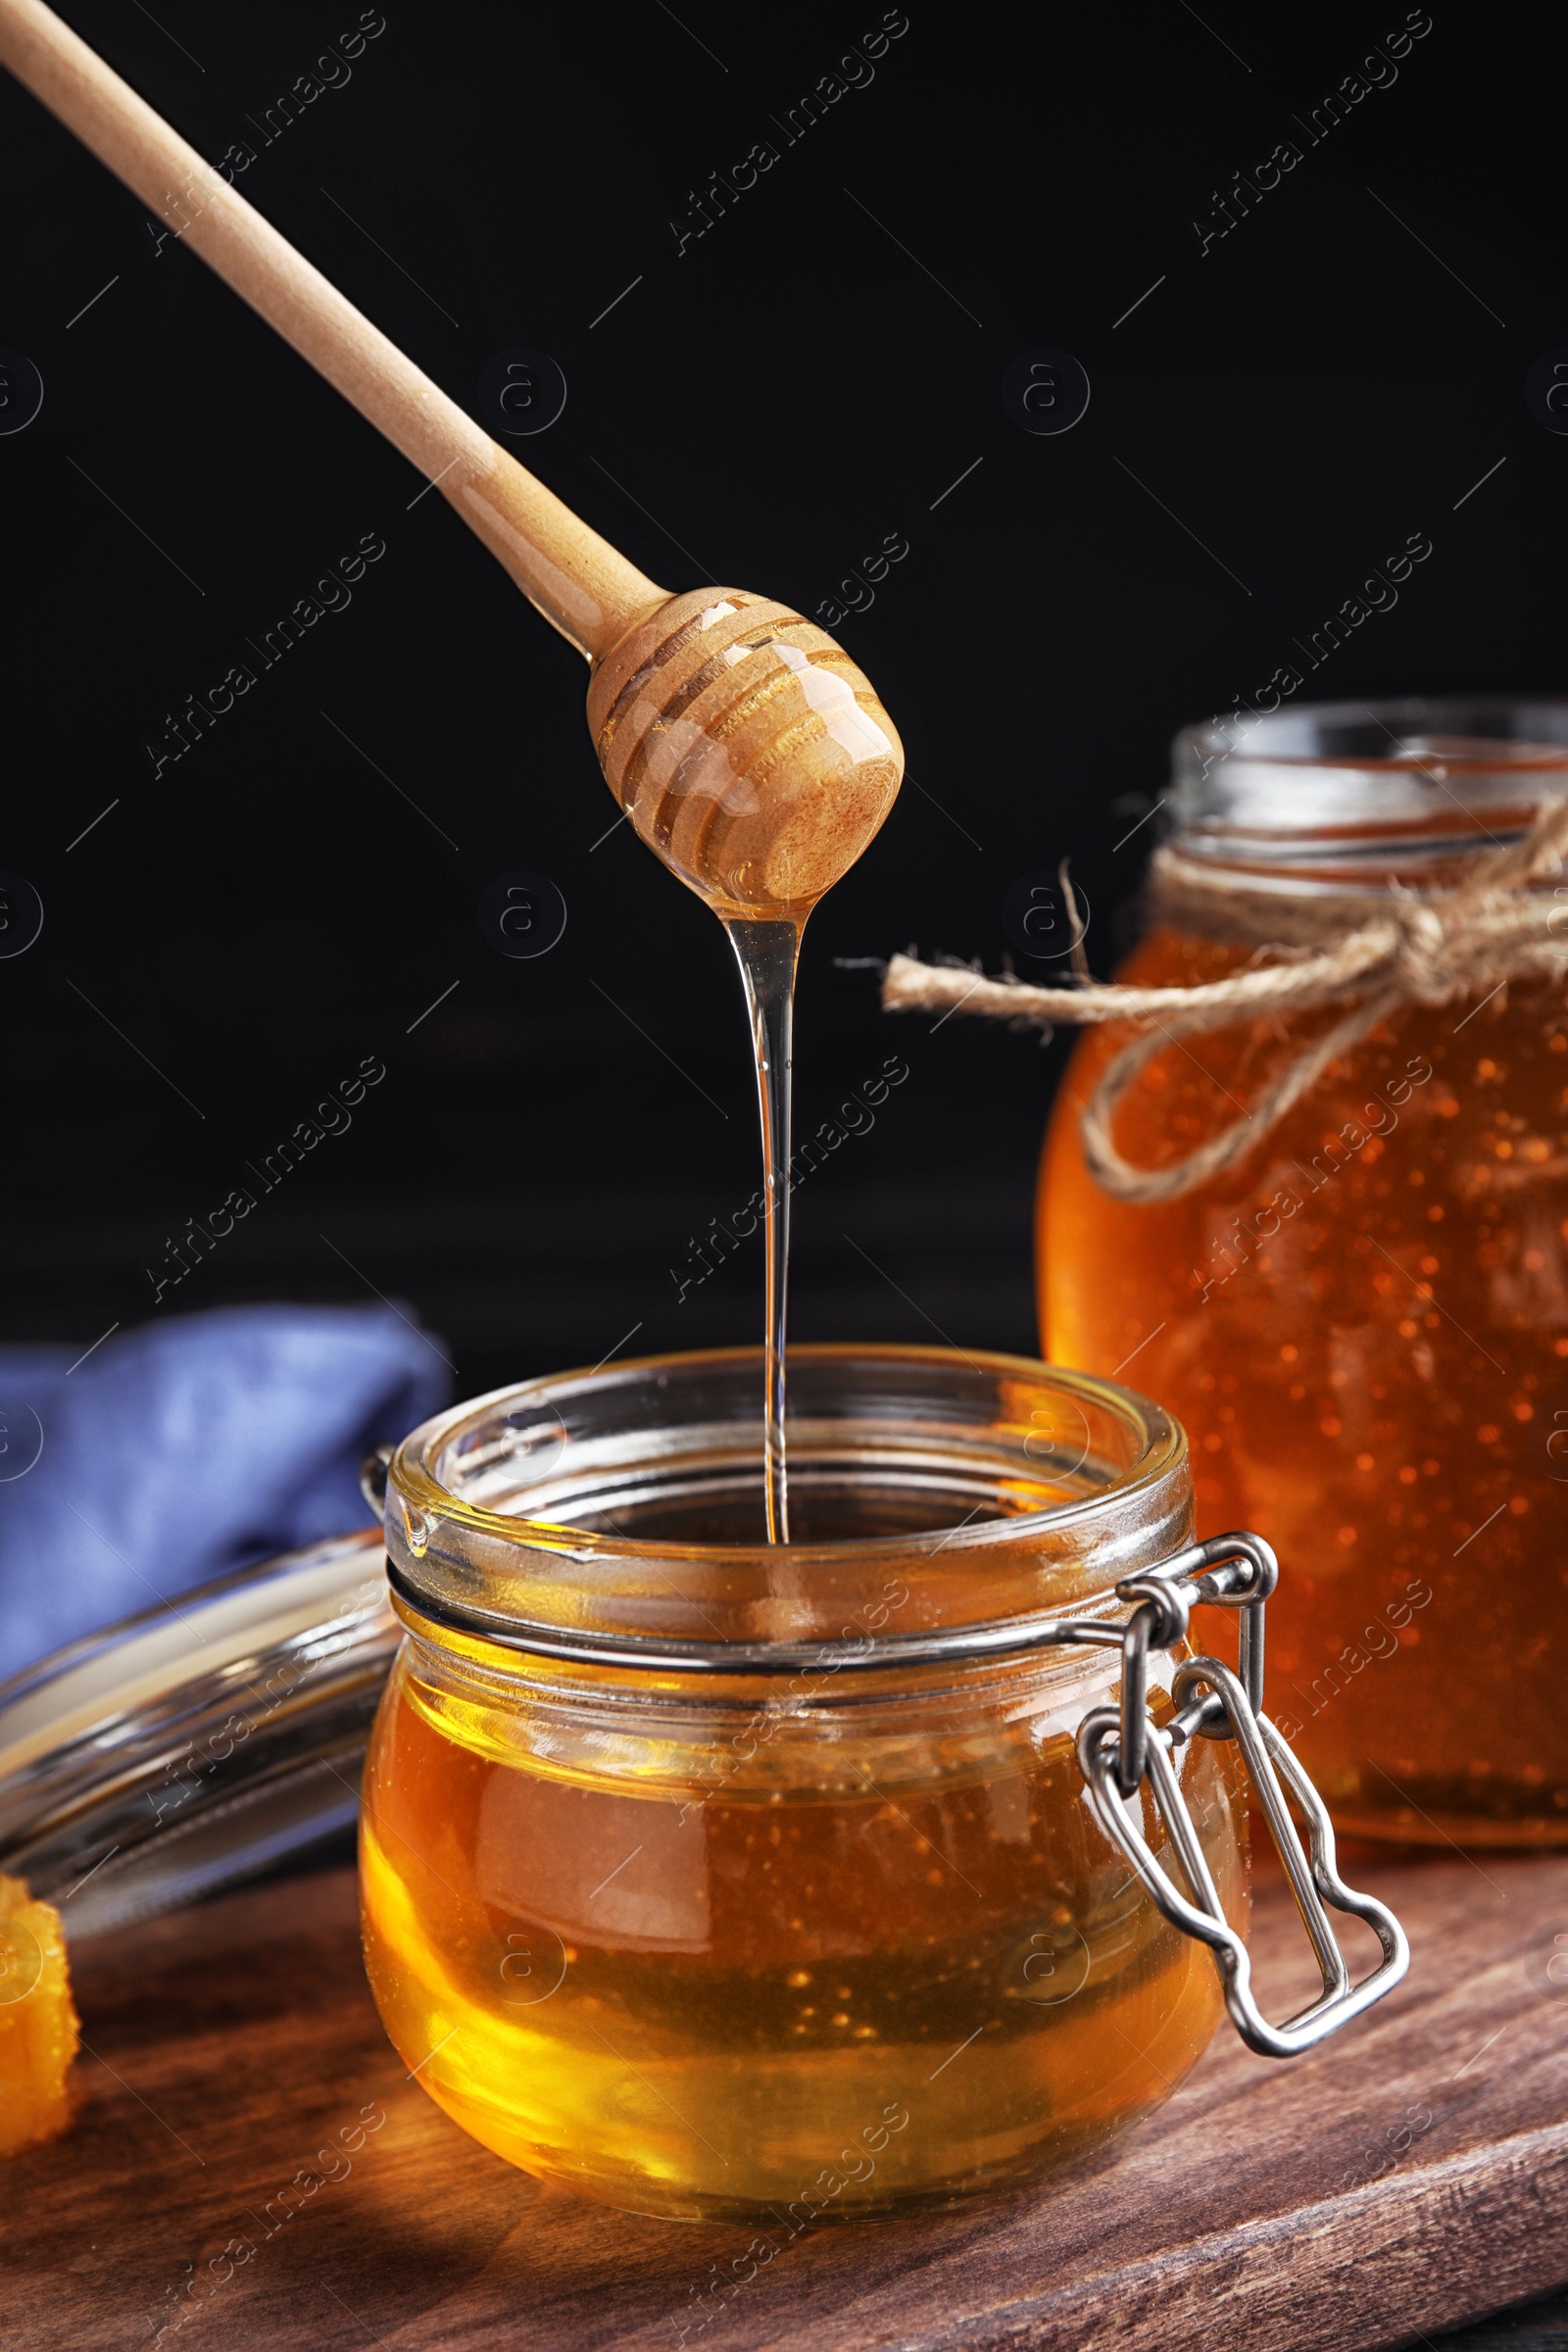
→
(1, 0, 906, 1543)
(0, 0, 905, 921)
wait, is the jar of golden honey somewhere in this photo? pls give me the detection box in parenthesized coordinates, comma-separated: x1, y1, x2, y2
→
(1040, 699, 1568, 1849)
(361, 1344, 1403, 2223)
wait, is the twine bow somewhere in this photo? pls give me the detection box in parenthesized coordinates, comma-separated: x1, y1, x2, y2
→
(882, 799, 1568, 1205)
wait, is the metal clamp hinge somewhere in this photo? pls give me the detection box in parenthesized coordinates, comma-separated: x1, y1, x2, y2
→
(1075, 1532, 1410, 2059)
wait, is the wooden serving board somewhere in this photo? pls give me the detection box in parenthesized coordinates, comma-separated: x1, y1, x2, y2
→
(4, 1845, 1566, 2352)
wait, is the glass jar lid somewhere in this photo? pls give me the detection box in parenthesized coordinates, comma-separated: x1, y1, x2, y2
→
(0, 1531, 391, 1939)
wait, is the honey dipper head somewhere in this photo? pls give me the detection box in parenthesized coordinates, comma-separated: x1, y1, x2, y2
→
(585, 588, 904, 920)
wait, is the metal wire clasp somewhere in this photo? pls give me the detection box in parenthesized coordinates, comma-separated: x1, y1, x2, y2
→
(1075, 1531, 1409, 2058)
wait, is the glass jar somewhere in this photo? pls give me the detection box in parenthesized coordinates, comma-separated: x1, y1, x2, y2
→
(360, 1343, 1251, 2223)
(1040, 698, 1568, 1849)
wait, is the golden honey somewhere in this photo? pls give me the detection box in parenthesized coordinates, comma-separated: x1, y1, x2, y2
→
(360, 1347, 1248, 2222)
(1040, 714, 1568, 1847)
(0, 1871, 78, 2157)
(361, 1628, 1243, 2222)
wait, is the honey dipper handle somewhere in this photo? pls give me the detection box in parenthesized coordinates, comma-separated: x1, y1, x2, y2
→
(0, 0, 668, 658)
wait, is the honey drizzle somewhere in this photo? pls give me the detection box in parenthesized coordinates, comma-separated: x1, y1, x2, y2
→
(725, 918, 802, 1543)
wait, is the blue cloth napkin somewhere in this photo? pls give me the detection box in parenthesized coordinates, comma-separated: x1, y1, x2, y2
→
(0, 1304, 450, 1684)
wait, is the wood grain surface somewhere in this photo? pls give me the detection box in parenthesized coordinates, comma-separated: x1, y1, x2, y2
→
(4, 1845, 1566, 2352)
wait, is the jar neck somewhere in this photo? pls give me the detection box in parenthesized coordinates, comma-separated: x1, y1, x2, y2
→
(1167, 698, 1568, 895)
(392, 1589, 1137, 1717)
(385, 1346, 1191, 1654)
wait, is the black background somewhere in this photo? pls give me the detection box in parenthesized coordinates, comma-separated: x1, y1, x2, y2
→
(2, 0, 1563, 1399)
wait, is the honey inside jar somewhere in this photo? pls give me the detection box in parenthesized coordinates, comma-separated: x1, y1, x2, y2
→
(1040, 709, 1568, 1847)
(360, 1346, 1247, 2222)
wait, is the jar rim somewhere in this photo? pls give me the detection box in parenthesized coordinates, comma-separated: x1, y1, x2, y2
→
(1167, 696, 1568, 870)
(384, 1345, 1191, 1660)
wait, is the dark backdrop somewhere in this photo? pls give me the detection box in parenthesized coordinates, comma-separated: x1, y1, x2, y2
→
(2, 0, 1563, 1397)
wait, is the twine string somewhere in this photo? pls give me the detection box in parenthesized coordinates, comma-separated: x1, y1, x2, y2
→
(881, 799, 1568, 1205)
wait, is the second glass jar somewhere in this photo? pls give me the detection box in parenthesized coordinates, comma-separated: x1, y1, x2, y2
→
(1041, 698, 1568, 1848)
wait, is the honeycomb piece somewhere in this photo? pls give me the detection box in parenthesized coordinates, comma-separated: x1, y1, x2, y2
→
(0, 1872, 79, 2156)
